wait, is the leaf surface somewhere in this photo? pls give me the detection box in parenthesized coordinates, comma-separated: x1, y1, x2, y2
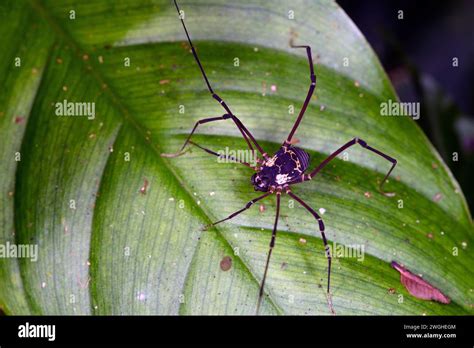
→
(0, 0, 472, 315)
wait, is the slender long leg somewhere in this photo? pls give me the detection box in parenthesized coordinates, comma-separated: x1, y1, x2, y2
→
(161, 113, 257, 158)
(188, 141, 258, 170)
(173, 0, 268, 159)
(286, 190, 335, 315)
(285, 43, 317, 144)
(290, 138, 397, 195)
(208, 192, 272, 228)
(256, 193, 281, 314)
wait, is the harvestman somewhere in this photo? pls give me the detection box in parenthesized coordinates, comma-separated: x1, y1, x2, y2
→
(162, 0, 398, 314)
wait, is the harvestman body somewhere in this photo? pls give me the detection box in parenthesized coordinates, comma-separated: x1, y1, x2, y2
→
(162, 0, 398, 314)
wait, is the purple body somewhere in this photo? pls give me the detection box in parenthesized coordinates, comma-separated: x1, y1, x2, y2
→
(251, 146, 310, 191)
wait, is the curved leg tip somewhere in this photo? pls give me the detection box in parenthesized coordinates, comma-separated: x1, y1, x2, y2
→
(160, 150, 186, 158)
(255, 300, 262, 316)
(201, 224, 212, 231)
(327, 292, 336, 315)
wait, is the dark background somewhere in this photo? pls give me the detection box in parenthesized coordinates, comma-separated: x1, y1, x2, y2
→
(338, 0, 474, 213)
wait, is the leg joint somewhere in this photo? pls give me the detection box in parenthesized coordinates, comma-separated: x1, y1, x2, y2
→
(355, 137, 367, 147)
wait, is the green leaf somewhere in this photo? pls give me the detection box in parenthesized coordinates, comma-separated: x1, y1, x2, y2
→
(0, 0, 472, 315)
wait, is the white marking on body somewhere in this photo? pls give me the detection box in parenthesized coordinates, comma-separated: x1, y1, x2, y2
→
(275, 174, 289, 185)
(265, 155, 277, 167)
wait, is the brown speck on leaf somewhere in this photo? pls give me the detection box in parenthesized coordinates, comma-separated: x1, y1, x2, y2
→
(83, 54, 89, 61)
(180, 41, 191, 51)
(62, 85, 68, 91)
(388, 288, 396, 294)
(281, 262, 288, 270)
(259, 204, 265, 213)
(14, 116, 25, 124)
(364, 191, 372, 198)
(31, 68, 38, 75)
(56, 58, 63, 64)
(159, 79, 170, 85)
(299, 238, 307, 245)
(391, 261, 450, 304)
(8, 191, 14, 197)
(432, 162, 438, 169)
(140, 179, 149, 195)
(261, 81, 267, 96)
(220, 256, 232, 271)
(433, 193, 442, 202)
(426, 233, 434, 239)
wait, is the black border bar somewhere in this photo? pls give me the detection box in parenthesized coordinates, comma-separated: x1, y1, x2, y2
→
(0, 315, 472, 345)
